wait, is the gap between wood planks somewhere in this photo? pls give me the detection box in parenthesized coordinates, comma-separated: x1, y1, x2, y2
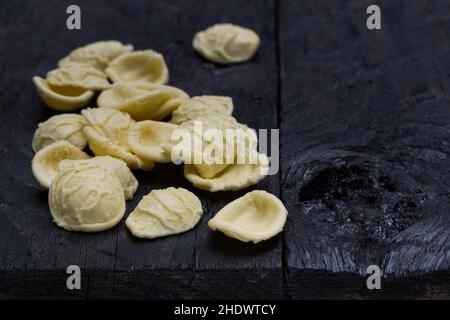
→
(274, 0, 289, 300)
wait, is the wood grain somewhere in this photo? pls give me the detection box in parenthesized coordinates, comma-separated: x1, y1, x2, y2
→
(280, 0, 450, 298)
(0, 0, 282, 299)
(1, 0, 450, 299)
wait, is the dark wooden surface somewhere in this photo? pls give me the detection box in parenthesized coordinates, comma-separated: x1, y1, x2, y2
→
(0, 0, 449, 299)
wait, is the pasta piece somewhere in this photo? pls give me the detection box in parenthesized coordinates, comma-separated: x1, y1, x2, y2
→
(31, 141, 90, 189)
(128, 120, 179, 163)
(126, 187, 203, 239)
(166, 114, 236, 178)
(184, 152, 269, 192)
(106, 50, 169, 85)
(97, 81, 188, 120)
(32, 114, 88, 152)
(59, 156, 138, 200)
(170, 96, 233, 124)
(81, 108, 154, 171)
(47, 62, 110, 91)
(32, 76, 94, 111)
(193, 23, 260, 64)
(59, 40, 133, 70)
(49, 162, 125, 232)
(208, 190, 287, 243)
(165, 114, 258, 179)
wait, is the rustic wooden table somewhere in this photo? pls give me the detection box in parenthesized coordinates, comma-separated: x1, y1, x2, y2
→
(1, 0, 449, 299)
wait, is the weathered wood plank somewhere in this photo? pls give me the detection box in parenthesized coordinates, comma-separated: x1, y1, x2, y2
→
(172, 0, 283, 299)
(280, 0, 450, 298)
(0, 0, 282, 299)
(4, 0, 450, 300)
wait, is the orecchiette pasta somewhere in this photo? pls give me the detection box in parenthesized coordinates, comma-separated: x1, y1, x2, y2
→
(97, 81, 188, 121)
(184, 152, 269, 192)
(105, 50, 169, 85)
(32, 76, 94, 111)
(81, 108, 154, 171)
(193, 23, 260, 64)
(58, 40, 134, 70)
(165, 114, 258, 179)
(32, 114, 88, 152)
(59, 156, 138, 201)
(165, 114, 236, 178)
(170, 96, 233, 124)
(128, 120, 179, 163)
(30, 38, 286, 242)
(47, 62, 111, 91)
(49, 162, 125, 232)
(208, 190, 287, 243)
(31, 141, 90, 189)
(125, 187, 203, 239)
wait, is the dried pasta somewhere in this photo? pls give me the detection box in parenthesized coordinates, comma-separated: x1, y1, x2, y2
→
(208, 190, 287, 243)
(193, 23, 260, 64)
(49, 162, 125, 232)
(126, 187, 203, 239)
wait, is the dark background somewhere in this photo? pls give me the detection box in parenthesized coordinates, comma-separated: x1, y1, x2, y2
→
(0, 0, 450, 299)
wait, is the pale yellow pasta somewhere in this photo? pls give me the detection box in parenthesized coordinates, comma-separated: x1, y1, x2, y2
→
(208, 190, 287, 243)
(49, 162, 125, 232)
(58, 40, 134, 70)
(81, 108, 154, 171)
(128, 120, 179, 163)
(165, 114, 236, 178)
(47, 62, 110, 91)
(97, 81, 188, 120)
(170, 96, 233, 124)
(32, 76, 94, 111)
(165, 114, 258, 179)
(29, 39, 286, 239)
(59, 156, 138, 200)
(193, 23, 260, 64)
(184, 152, 269, 192)
(32, 114, 88, 152)
(106, 50, 169, 85)
(31, 141, 90, 189)
(126, 187, 203, 239)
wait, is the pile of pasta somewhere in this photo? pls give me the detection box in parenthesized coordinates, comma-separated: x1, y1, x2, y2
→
(31, 29, 287, 244)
